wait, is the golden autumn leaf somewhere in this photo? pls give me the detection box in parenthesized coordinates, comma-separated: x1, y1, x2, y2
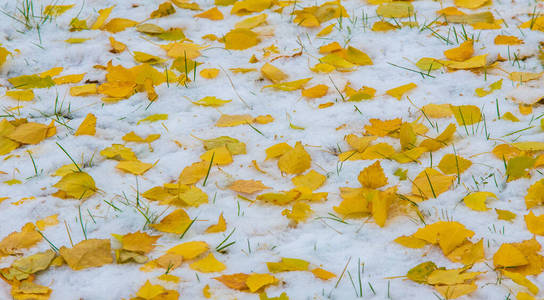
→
(267, 257, 309, 272)
(261, 63, 287, 83)
(0, 223, 42, 256)
(282, 201, 313, 223)
(150, 209, 192, 234)
(386, 83, 417, 100)
(229, 180, 270, 194)
(524, 211, 544, 235)
(60, 239, 113, 270)
(358, 161, 387, 189)
(74, 113, 96, 136)
(224, 28, 259, 50)
(444, 40, 474, 61)
(53, 171, 96, 199)
(206, 213, 227, 233)
(116, 160, 154, 175)
(277, 142, 311, 174)
(1, 250, 55, 281)
(190, 253, 226, 273)
(245, 273, 277, 293)
(411, 168, 455, 199)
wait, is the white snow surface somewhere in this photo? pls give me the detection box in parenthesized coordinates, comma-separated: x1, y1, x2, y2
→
(0, 0, 543, 299)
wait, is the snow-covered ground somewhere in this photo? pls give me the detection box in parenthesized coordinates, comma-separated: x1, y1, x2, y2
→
(1, 0, 544, 299)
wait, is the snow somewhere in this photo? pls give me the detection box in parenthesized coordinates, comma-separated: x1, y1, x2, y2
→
(1, 0, 544, 299)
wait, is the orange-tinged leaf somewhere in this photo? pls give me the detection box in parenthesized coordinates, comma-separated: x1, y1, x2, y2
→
(35, 215, 59, 231)
(109, 37, 126, 53)
(224, 28, 259, 50)
(206, 213, 227, 233)
(116, 160, 153, 175)
(150, 209, 192, 234)
(0, 223, 42, 256)
(74, 113, 96, 136)
(312, 268, 336, 280)
(216, 114, 253, 127)
(277, 142, 311, 174)
(358, 161, 387, 189)
(292, 170, 326, 191)
(102, 18, 138, 33)
(301, 84, 328, 98)
(230, 180, 270, 194)
(195, 7, 224, 20)
(7, 122, 50, 144)
(179, 161, 208, 185)
(200, 68, 220, 79)
(214, 273, 250, 290)
(115, 231, 160, 254)
(394, 235, 428, 248)
(444, 40, 474, 61)
(59, 239, 113, 270)
(494, 35, 523, 45)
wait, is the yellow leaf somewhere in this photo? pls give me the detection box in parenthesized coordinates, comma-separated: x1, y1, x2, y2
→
(190, 253, 226, 273)
(151, 209, 192, 234)
(525, 211, 544, 235)
(35, 215, 59, 231)
(394, 235, 428, 248)
(44, 4, 74, 16)
(364, 118, 402, 137)
(65, 38, 89, 44)
(372, 20, 399, 31)
(463, 192, 496, 211)
(407, 261, 437, 283)
(206, 213, 227, 233)
(371, 190, 391, 227)
(376, 2, 414, 18)
(447, 54, 487, 69)
(116, 160, 154, 175)
(224, 28, 259, 50)
(312, 268, 336, 280)
(231, 0, 272, 15)
(5, 90, 34, 101)
(59, 239, 113, 270)
(100, 144, 137, 161)
(496, 209, 516, 221)
(319, 53, 355, 71)
(358, 161, 387, 189)
(386, 83, 417, 100)
(0, 46, 9, 68)
(235, 13, 267, 29)
(416, 57, 443, 71)
(230, 180, 270, 194)
(70, 84, 97, 96)
(0, 223, 42, 256)
(399, 123, 416, 150)
(412, 221, 474, 251)
(525, 179, 544, 209)
(454, 0, 489, 9)
(292, 170, 326, 191)
(264, 78, 312, 91)
(74, 113, 96, 136)
(115, 231, 160, 254)
(136, 281, 166, 299)
(267, 257, 309, 272)
(451, 105, 481, 126)
(444, 40, 474, 62)
(200, 146, 233, 165)
(301, 84, 328, 98)
(53, 171, 96, 199)
(138, 114, 168, 124)
(510, 72, 542, 82)
(266, 143, 293, 159)
(345, 46, 373, 66)
(133, 51, 165, 64)
(214, 273, 250, 290)
(54, 73, 85, 85)
(420, 123, 456, 151)
(8, 74, 55, 89)
(150, 2, 176, 18)
(282, 201, 313, 223)
(277, 142, 311, 174)
(421, 103, 453, 118)
(447, 239, 485, 265)
(427, 268, 481, 285)
(215, 114, 253, 127)
(493, 244, 529, 268)
(193, 96, 231, 107)
(494, 35, 524, 45)
(200, 68, 220, 79)
(195, 7, 224, 20)
(317, 24, 334, 36)
(179, 161, 208, 185)
(261, 63, 287, 83)
(435, 282, 478, 299)
(502, 270, 539, 295)
(1, 250, 55, 281)
(245, 273, 277, 292)
(411, 168, 455, 199)
(475, 78, 502, 97)
(91, 6, 114, 30)
(437, 154, 472, 175)
(167, 241, 209, 259)
(102, 18, 138, 33)
(108, 36, 126, 53)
